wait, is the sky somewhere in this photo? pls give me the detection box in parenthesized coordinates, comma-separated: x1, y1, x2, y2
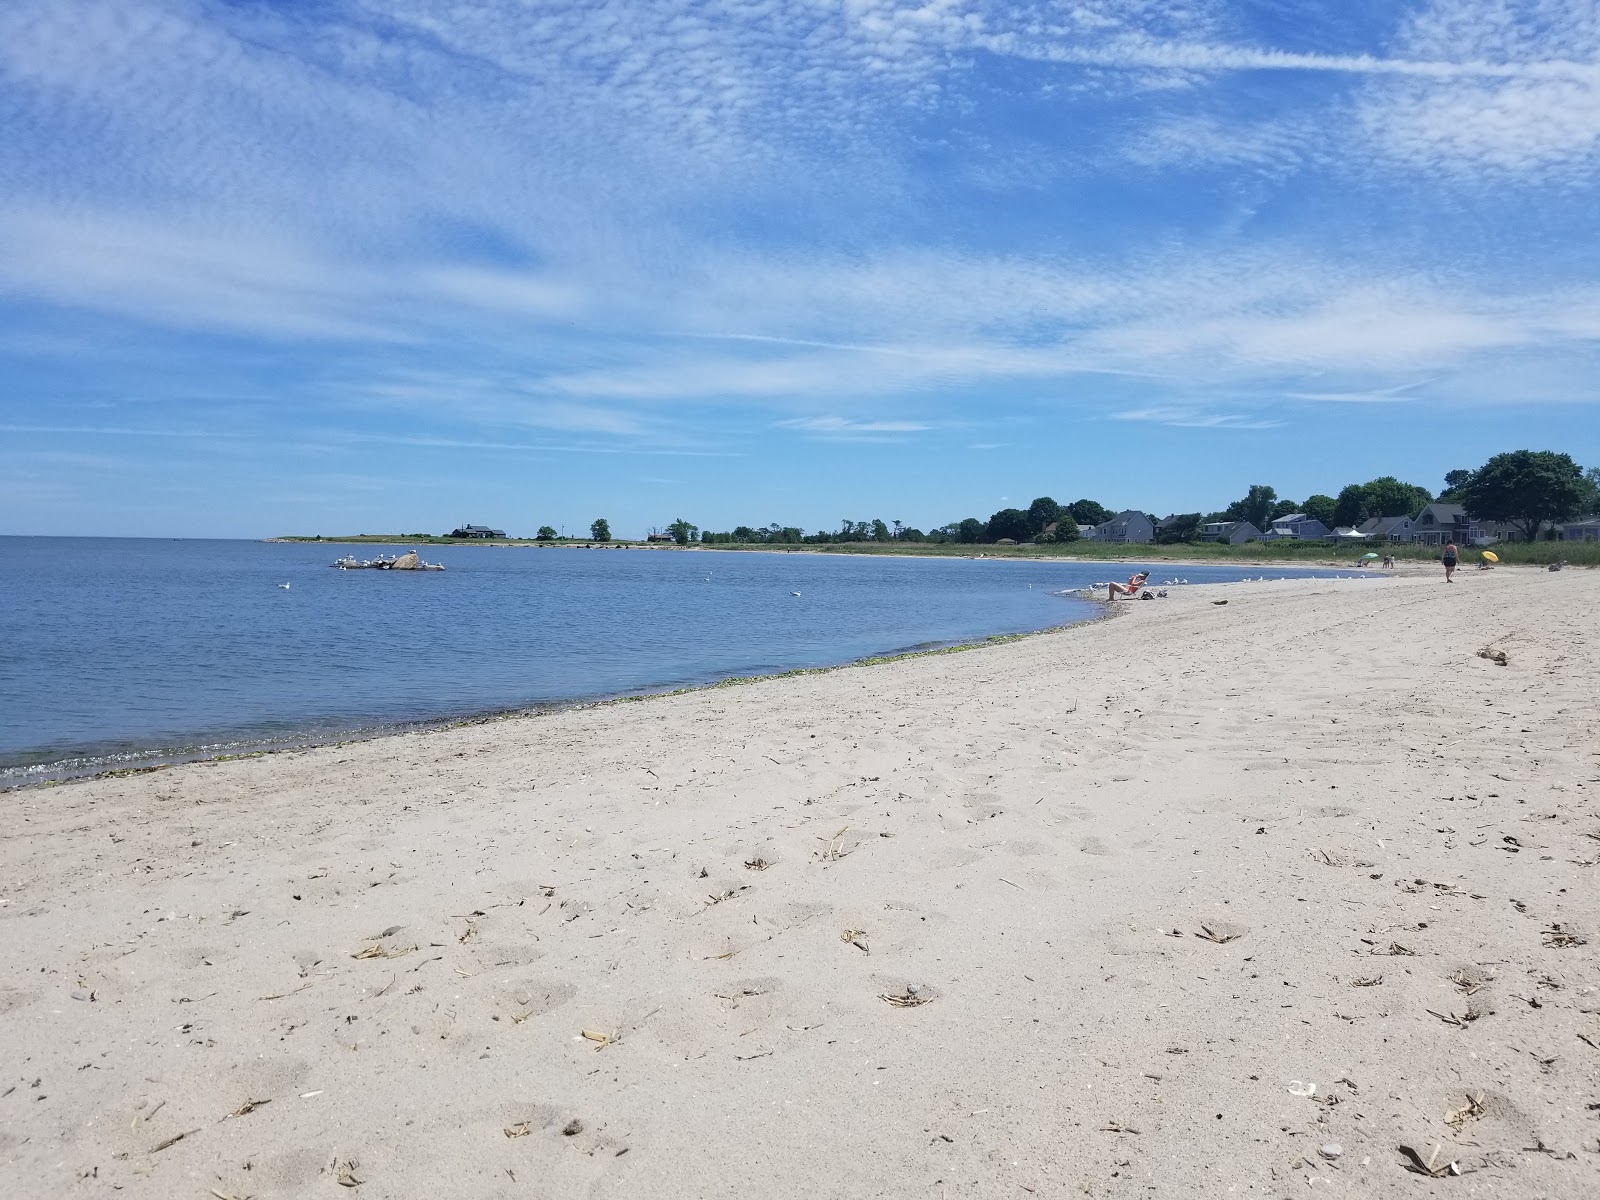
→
(2, 0, 1598, 539)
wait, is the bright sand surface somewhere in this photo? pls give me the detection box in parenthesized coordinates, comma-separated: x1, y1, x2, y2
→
(4, 569, 1598, 1198)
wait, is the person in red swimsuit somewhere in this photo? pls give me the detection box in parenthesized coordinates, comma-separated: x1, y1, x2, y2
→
(1108, 571, 1150, 600)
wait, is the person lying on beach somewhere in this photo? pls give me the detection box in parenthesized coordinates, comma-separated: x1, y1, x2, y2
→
(1108, 571, 1150, 601)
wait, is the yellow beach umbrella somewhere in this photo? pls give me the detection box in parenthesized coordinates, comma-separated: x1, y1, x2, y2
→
(1481, 550, 1499, 563)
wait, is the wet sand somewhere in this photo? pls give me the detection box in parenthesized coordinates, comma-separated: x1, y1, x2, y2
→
(3, 568, 1597, 1197)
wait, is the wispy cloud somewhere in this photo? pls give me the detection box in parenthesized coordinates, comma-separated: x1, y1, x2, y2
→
(1112, 407, 1282, 430)
(778, 416, 933, 436)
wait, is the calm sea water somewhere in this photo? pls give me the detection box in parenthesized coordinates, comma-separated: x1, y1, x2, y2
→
(1, 538, 1356, 784)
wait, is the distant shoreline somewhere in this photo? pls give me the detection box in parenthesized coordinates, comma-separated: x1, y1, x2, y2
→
(264, 534, 1406, 569)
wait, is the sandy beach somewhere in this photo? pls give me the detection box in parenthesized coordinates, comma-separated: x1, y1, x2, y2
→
(3, 568, 1597, 1198)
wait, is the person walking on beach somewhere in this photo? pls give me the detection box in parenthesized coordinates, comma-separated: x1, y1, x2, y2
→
(1442, 542, 1458, 583)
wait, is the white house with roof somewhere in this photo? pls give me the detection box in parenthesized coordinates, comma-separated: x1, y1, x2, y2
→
(1262, 513, 1331, 540)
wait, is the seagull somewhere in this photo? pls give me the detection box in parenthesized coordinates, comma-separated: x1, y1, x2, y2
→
(791, 591, 801, 596)
(277, 582, 291, 589)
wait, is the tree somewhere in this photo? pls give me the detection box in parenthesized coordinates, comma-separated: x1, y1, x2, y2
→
(1331, 483, 1368, 529)
(1332, 476, 1432, 527)
(1154, 513, 1202, 544)
(1460, 450, 1588, 543)
(871, 519, 891, 541)
(1026, 496, 1062, 536)
(1302, 494, 1337, 529)
(535, 525, 557, 541)
(1579, 467, 1600, 515)
(1362, 476, 1432, 520)
(1266, 498, 1299, 523)
(1224, 484, 1277, 530)
(590, 518, 611, 541)
(1051, 513, 1080, 542)
(1068, 499, 1110, 527)
(1438, 469, 1473, 503)
(667, 517, 698, 546)
(954, 517, 986, 544)
(986, 508, 1032, 542)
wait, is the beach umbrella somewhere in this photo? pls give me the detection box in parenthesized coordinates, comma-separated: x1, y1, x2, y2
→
(1481, 550, 1499, 563)
(1359, 552, 1379, 561)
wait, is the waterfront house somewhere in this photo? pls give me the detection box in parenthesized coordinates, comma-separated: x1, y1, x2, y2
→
(1560, 517, 1600, 542)
(1409, 503, 1487, 547)
(1263, 514, 1331, 540)
(1092, 510, 1156, 544)
(1356, 515, 1415, 542)
(1197, 520, 1262, 545)
(450, 524, 507, 539)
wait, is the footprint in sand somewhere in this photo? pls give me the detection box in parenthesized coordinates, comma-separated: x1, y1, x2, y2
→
(499, 978, 578, 1020)
(1078, 835, 1112, 856)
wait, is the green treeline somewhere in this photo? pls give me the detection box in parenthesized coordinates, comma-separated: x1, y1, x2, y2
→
(698, 451, 1599, 548)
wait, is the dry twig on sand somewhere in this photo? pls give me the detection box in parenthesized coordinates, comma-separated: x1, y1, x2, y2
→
(1426, 1004, 1482, 1028)
(1398, 1144, 1459, 1177)
(1542, 924, 1586, 948)
(879, 987, 932, 1008)
(744, 858, 770, 871)
(227, 1098, 270, 1118)
(1195, 925, 1240, 944)
(149, 1129, 198, 1154)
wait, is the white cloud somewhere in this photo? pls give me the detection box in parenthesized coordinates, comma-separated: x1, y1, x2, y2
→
(778, 416, 932, 434)
(1112, 406, 1281, 429)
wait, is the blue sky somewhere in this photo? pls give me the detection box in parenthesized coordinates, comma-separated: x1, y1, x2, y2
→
(2, 0, 1597, 538)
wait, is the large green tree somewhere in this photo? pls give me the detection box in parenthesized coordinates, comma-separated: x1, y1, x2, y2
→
(589, 518, 611, 541)
(1363, 476, 1432, 520)
(535, 525, 558, 541)
(987, 508, 1032, 542)
(953, 517, 986, 543)
(1224, 484, 1278, 529)
(1331, 476, 1432, 527)
(1302, 494, 1337, 529)
(1026, 496, 1062, 536)
(667, 517, 698, 545)
(1068, 498, 1110, 526)
(1438, 469, 1473, 503)
(1460, 451, 1588, 542)
(1154, 513, 1202, 544)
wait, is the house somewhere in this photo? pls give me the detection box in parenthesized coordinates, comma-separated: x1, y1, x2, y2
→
(1560, 517, 1600, 542)
(1197, 520, 1261, 545)
(1262, 514, 1331, 540)
(1092, 510, 1155, 544)
(1357, 515, 1414, 542)
(1409, 503, 1488, 547)
(449, 524, 506, 539)
(645, 531, 677, 543)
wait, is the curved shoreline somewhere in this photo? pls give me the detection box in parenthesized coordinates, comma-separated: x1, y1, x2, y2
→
(2, 604, 1118, 793)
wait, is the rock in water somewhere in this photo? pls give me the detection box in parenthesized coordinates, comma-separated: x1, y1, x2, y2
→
(390, 551, 421, 570)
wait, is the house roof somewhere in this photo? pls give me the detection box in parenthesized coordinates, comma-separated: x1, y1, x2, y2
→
(1416, 502, 1468, 524)
(1272, 513, 1308, 524)
(1357, 515, 1412, 535)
